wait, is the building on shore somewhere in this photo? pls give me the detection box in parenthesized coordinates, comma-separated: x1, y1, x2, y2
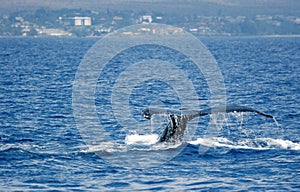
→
(74, 17, 92, 26)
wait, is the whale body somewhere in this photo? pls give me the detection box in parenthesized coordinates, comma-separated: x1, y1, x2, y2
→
(142, 105, 273, 143)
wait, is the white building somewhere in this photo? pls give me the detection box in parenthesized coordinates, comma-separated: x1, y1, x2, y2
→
(74, 17, 92, 26)
(140, 15, 153, 23)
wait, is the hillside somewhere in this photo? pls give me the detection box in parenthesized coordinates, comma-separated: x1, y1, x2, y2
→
(1, 0, 300, 16)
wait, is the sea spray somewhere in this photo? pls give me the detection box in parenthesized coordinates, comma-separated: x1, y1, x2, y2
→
(272, 116, 280, 127)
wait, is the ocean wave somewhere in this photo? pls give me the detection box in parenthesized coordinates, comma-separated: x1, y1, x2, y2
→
(0, 143, 37, 153)
(0, 143, 91, 156)
(2, 135, 298, 158)
(189, 137, 300, 151)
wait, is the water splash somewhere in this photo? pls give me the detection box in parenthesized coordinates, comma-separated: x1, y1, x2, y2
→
(190, 137, 300, 151)
(125, 134, 159, 145)
(272, 116, 280, 127)
(194, 111, 292, 153)
(85, 110, 290, 154)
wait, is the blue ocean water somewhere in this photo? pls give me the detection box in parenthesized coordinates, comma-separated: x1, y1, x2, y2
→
(0, 36, 299, 191)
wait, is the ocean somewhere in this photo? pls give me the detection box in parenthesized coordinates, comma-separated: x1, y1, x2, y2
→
(0, 35, 299, 191)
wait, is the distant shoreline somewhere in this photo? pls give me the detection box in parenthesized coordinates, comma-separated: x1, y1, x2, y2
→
(1, 34, 300, 39)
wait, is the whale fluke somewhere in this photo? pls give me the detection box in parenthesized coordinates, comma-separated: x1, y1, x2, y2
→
(197, 105, 273, 119)
(142, 105, 273, 143)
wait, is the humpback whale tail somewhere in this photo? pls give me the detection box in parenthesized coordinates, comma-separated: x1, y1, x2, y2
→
(142, 105, 273, 143)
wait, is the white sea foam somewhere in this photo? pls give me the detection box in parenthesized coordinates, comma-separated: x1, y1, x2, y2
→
(260, 138, 300, 150)
(80, 141, 127, 153)
(125, 134, 159, 145)
(189, 137, 300, 151)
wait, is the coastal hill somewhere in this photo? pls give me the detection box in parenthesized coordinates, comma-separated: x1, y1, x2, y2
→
(2, 0, 300, 16)
(1, 0, 299, 37)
